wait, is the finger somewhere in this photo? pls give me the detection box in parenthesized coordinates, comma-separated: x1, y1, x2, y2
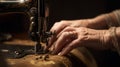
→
(47, 22, 67, 49)
(52, 32, 70, 54)
(50, 22, 66, 34)
(52, 31, 78, 55)
(57, 27, 75, 38)
(48, 42, 56, 53)
(58, 39, 80, 56)
(45, 35, 56, 50)
(58, 31, 78, 41)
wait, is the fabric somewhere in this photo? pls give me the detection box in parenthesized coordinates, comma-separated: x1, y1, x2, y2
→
(113, 9, 120, 26)
(108, 9, 120, 55)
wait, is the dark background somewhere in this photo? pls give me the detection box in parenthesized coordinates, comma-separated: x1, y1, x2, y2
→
(48, 0, 120, 28)
(0, 0, 120, 67)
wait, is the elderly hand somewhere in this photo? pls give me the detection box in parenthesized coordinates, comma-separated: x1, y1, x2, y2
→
(50, 19, 91, 35)
(46, 19, 92, 49)
(47, 27, 110, 56)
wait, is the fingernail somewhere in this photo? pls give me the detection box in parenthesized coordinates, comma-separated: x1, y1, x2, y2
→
(58, 52, 61, 55)
(49, 47, 54, 51)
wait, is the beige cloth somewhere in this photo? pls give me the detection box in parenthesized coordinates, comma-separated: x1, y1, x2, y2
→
(108, 9, 120, 55)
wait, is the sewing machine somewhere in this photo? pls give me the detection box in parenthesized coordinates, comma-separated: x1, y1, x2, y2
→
(0, 0, 52, 57)
(0, 0, 97, 67)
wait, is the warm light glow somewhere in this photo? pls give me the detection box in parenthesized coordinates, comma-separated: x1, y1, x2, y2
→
(0, 0, 26, 3)
(20, 0, 24, 3)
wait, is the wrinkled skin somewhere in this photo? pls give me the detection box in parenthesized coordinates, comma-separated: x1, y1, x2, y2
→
(46, 20, 110, 56)
(47, 20, 91, 49)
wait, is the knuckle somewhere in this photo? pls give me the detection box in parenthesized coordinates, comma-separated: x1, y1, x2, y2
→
(79, 27, 86, 30)
(78, 27, 88, 34)
(65, 26, 74, 30)
(60, 20, 67, 23)
(65, 26, 71, 29)
(50, 22, 60, 31)
(62, 32, 69, 37)
(60, 20, 70, 25)
(78, 36, 88, 42)
(54, 22, 59, 26)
